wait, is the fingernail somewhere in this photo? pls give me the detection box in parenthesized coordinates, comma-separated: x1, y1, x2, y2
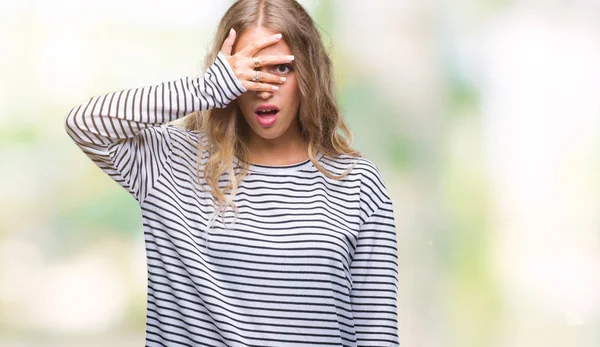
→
(230, 28, 235, 35)
(280, 77, 286, 82)
(272, 86, 279, 91)
(276, 33, 282, 39)
(287, 55, 295, 61)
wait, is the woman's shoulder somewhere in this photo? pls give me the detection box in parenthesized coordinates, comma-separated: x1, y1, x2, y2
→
(320, 152, 383, 178)
(323, 152, 391, 202)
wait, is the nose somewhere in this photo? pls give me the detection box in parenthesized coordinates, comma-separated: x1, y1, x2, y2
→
(256, 89, 273, 99)
(255, 67, 274, 99)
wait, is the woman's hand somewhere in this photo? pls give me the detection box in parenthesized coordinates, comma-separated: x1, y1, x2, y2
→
(220, 28, 294, 92)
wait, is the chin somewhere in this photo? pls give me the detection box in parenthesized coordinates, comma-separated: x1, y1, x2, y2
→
(251, 127, 284, 140)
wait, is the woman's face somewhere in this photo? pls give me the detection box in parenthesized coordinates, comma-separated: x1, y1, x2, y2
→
(233, 26, 301, 144)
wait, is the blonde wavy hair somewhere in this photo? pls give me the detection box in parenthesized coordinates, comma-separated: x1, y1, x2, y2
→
(183, 0, 360, 229)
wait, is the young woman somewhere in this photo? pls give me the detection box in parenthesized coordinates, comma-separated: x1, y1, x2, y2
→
(64, 0, 399, 346)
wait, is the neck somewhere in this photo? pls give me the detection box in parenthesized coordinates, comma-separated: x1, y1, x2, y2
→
(245, 131, 309, 166)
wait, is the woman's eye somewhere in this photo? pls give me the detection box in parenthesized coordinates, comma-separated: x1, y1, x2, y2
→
(274, 64, 292, 74)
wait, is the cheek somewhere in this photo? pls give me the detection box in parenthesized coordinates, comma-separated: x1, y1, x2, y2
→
(235, 94, 252, 112)
(281, 79, 300, 102)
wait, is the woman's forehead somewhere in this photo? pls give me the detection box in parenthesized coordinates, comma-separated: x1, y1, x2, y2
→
(233, 26, 292, 56)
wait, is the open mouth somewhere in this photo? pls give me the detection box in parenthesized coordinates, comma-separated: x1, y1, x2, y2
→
(255, 105, 279, 126)
(255, 106, 279, 116)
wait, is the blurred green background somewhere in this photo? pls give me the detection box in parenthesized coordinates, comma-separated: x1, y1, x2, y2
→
(0, 0, 598, 346)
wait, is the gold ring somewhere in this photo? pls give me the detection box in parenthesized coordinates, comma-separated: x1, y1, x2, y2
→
(253, 57, 260, 69)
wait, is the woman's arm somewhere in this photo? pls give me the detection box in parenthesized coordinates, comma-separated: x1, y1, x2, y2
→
(64, 52, 246, 203)
(351, 182, 400, 346)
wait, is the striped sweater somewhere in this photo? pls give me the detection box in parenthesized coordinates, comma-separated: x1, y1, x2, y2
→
(64, 51, 399, 347)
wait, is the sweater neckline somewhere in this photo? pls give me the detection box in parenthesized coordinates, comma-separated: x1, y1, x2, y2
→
(234, 151, 323, 173)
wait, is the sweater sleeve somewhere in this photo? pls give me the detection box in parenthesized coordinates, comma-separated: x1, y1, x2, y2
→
(64, 52, 246, 204)
(350, 197, 400, 347)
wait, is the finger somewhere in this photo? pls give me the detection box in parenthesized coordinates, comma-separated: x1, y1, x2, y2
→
(249, 54, 295, 68)
(240, 33, 283, 57)
(240, 81, 280, 92)
(242, 70, 287, 85)
(220, 28, 236, 56)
